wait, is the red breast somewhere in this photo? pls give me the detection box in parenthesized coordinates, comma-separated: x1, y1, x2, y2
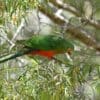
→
(29, 50, 56, 59)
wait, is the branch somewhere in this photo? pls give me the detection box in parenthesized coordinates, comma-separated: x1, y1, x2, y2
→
(67, 24, 100, 51)
(86, 19, 100, 29)
(38, 6, 100, 51)
(49, 0, 100, 29)
(49, 0, 80, 17)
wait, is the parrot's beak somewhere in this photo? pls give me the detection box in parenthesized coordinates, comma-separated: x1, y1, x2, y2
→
(67, 48, 73, 55)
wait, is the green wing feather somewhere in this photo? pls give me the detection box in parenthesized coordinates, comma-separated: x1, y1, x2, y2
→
(24, 35, 74, 52)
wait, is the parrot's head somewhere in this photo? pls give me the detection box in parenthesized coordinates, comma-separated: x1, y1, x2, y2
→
(66, 48, 74, 55)
(65, 41, 74, 55)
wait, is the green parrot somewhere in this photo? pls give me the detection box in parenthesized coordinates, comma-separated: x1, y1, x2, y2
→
(0, 35, 74, 63)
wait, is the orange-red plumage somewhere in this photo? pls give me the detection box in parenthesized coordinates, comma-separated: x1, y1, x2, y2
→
(29, 50, 55, 58)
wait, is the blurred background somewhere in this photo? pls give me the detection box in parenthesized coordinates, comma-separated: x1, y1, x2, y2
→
(0, 0, 100, 99)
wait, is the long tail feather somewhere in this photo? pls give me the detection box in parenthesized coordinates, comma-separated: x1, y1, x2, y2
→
(0, 52, 25, 63)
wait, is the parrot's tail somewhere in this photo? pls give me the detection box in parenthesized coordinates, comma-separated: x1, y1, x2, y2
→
(0, 51, 25, 63)
(0, 49, 32, 63)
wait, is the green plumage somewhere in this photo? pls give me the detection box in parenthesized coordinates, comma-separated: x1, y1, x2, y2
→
(24, 35, 74, 52)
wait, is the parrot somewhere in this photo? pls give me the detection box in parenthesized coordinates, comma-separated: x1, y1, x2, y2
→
(0, 35, 74, 63)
